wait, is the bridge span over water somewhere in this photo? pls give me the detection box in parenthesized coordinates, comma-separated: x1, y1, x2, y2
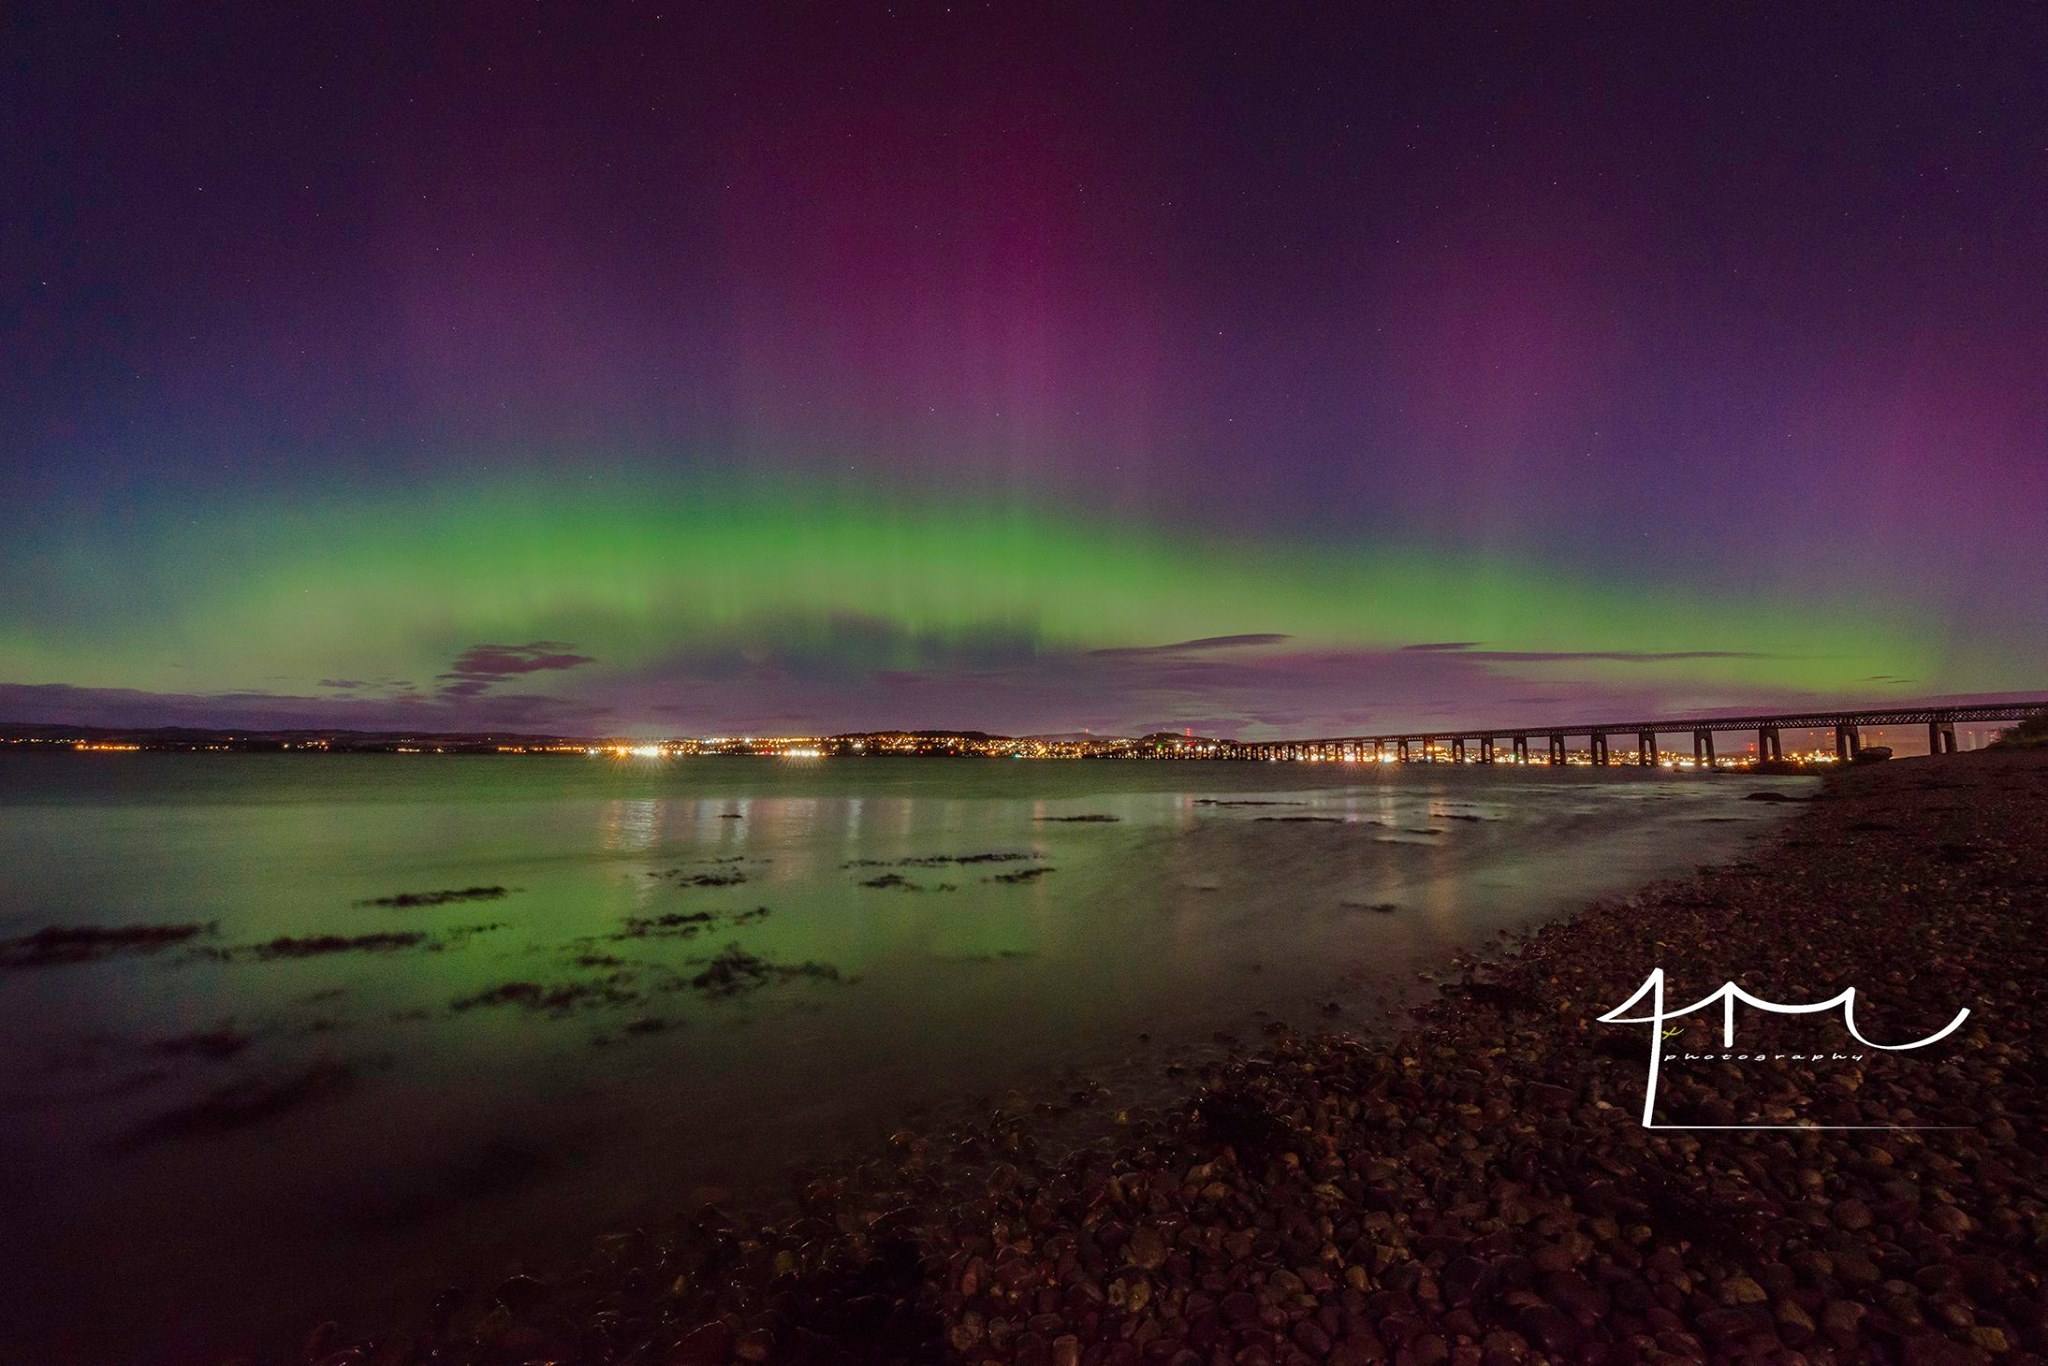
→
(1218, 699, 2048, 766)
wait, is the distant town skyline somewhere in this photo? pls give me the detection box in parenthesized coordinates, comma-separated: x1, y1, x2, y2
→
(5, 5, 2044, 737)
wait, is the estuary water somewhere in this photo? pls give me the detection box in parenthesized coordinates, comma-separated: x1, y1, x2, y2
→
(0, 754, 1806, 1362)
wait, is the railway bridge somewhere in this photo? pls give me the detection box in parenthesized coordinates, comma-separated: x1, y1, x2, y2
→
(1215, 700, 2048, 767)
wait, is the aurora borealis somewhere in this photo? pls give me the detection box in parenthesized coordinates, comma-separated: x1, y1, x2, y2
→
(5, 5, 2044, 737)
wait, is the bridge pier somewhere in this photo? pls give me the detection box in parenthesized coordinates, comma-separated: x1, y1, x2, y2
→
(1834, 724, 1860, 761)
(1639, 730, 1657, 766)
(1693, 729, 1716, 769)
(1590, 732, 1610, 766)
(1512, 735, 1528, 764)
(1929, 719, 1956, 755)
(1397, 739, 1410, 763)
(1759, 726, 1784, 762)
(1373, 739, 1385, 763)
(1451, 737, 1466, 763)
(1547, 733, 1566, 765)
(1480, 736, 1495, 763)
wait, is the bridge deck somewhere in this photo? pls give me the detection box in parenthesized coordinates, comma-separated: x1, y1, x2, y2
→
(1220, 699, 2047, 755)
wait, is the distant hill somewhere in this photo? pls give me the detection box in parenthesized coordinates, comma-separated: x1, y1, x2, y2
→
(0, 722, 597, 748)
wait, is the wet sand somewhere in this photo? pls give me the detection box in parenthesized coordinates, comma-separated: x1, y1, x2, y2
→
(284, 751, 2045, 1362)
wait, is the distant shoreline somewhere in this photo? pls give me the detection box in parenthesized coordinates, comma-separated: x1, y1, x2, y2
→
(7, 697, 2039, 765)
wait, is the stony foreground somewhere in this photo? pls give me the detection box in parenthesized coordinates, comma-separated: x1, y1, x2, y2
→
(288, 751, 2048, 1366)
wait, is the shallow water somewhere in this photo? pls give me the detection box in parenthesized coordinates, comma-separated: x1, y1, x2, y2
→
(0, 754, 1806, 1362)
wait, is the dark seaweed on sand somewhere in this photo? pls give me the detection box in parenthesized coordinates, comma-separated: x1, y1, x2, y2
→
(452, 977, 643, 1013)
(0, 922, 212, 969)
(153, 1027, 256, 1060)
(651, 870, 750, 887)
(987, 866, 1055, 884)
(108, 1061, 355, 1151)
(618, 911, 716, 938)
(246, 932, 426, 960)
(358, 885, 509, 908)
(686, 944, 842, 998)
(842, 852, 1038, 868)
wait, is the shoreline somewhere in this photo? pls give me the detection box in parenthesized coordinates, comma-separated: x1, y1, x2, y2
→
(284, 752, 2041, 1363)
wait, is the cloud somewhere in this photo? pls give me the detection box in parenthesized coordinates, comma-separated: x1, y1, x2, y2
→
(4, 621, 1975, 742)
(1086, 634, 1291, 658)
(1399, 642, 1766, 662)
(595, 634, 1836, 740)
(436, 641, 596, 699)
(1470, 649, 1769, 663)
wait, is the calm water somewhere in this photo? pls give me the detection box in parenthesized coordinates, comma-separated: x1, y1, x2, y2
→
(0, 754, 1805, 1362)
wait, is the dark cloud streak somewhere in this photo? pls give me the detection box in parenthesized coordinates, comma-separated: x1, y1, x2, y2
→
(435, 641, 595, 700)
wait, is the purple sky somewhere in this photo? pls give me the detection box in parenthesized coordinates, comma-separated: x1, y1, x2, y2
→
(3, 4, 2044, 736)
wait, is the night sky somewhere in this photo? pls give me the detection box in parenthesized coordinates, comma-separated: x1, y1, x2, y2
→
(5, 3, 2044, 738)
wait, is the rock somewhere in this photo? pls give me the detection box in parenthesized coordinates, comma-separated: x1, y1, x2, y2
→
(1962, 1325, 2010, 1353)
(1722, 1275, 1768, 1305)
(1820, 1300, 1866, 1349)
(1832, 1198, 1874, 1231)
(1128, 1225, 1169, 1271)
(1441, 1257, 1492, 1307)
(1513, 1305, 1580, 1356)
(1926, 1204, 1974, 1236)
(493, 1273, 547, 1312)
(301, 1321, 339, 1359)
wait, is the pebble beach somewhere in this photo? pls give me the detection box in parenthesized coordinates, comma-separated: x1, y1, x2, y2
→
(287, 749, 2047, 1366)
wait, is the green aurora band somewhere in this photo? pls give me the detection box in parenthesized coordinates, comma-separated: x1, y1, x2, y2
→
(3, 475, 1997, 714)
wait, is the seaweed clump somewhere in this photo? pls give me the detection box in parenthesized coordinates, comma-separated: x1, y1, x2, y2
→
(687, 944, 842, 998)
(0, 922, 211, 969)
(359, 886, 509, 908)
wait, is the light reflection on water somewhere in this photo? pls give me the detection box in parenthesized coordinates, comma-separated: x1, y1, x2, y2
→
(0, 754, 1805, 1362)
